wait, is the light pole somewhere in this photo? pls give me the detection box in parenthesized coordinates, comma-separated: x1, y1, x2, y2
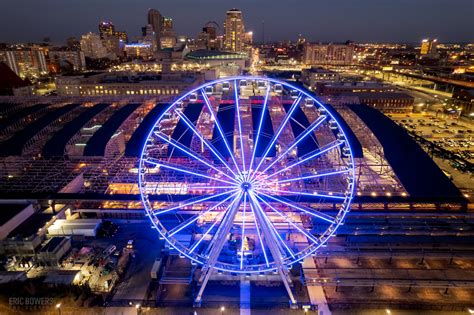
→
(135, 303, 141, 315)
(55, 303, 61, 315)
(220, 306, 225, 315)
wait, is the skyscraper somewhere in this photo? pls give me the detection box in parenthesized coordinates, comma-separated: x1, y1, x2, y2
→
(98, 21, 115, 39)
(147, 9, 162, 48)
(420, 38, 438, 58)
(143, 24, 158, 52)
(224, 9, 245, 52)
(80, 33, 108, 59)
(159, 17, 176, 49)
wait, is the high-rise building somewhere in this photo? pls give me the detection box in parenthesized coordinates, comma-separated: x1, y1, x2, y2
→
(99, 21, 115, 39)
(224, 9, 245, 52)
(114, 31, 128, 43)
(66, 37, 81, 50)
(143, 24, 158, 52)
(0, 51, 19, 75)
(160, 17, 176, 49)
(0, 47, 48, 78)
(148, 9, 162, 47)
(80, 33, 109, 59)
(303, 43, 354, 65)
(47, 48, 86, 72)
(102, 36, 124, 58)
(198, 22, 220, 50)
(162, 17, 173, 32)
(420, 38, 438, 58)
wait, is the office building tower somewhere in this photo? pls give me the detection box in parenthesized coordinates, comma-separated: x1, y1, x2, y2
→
(48, 48, 86, 72)
(303, 43, 354, 65)
(99, 21, 115, 39)
(148, 9, 162, 47)
(224, 9, 245, 52)
(420, 38, 439, 58)
(160, 17, 176, 49)
(143, 24, 158, 52)
(114, 31, 128, 43)
(80, 33, 108, 59)
(0, 47, 48, 78)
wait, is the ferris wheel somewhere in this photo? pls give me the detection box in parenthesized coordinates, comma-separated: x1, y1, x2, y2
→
(138, 76, 356, 303)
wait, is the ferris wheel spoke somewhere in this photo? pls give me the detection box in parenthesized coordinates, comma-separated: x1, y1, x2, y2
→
(276, 168, 352, 184)
(249, 200, 271, 267)
(143, 158, 236, 186)
(189, 212, 223, 254)
(174, 109, 239, 178)
(254, 193, 320, 245)
(153, 131, 236, 182)
(153, 189, 239, 216)
(168, 192, 239, 237)
(261, 140, 344, 181)
(257, 192, 335, 224)
(199, 192, 243, 257)
(259, 187, 347, 201)
(251, 94, 303, 180)
(248, 192, 295, 259)
(239, 193, 248, 270)
(259, 114, 327, 175)
(248, 85, 271, 181)
(234, 80, 246, 173)
(201, 89, 241, 173)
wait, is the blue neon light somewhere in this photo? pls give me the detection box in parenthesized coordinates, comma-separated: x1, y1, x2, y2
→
(138, 76, 357, 274)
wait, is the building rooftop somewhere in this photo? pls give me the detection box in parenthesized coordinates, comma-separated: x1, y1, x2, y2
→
(84, 103, 140, 156)
(0, 103, 80, 156)
(39, 236, 67, 253)
(349, 104, 464, 200)
(0, 103, 47, 131)
(0, 204, 29, 226)
(42, 103, 109, 158)
(186, 49, 247, 60)
(322, 82, 389, 88)
(353, 92, 414, 99)
(125, 103, 169, 157)
(7, 213, 53, 239)
(304, 67, 338, 74)
(0, 62, 31, 95)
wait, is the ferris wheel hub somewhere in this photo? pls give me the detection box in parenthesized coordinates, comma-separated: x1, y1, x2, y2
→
(240, 182, 252, 192)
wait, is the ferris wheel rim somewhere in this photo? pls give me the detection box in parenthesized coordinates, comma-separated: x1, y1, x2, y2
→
(138, 76, 356, 273)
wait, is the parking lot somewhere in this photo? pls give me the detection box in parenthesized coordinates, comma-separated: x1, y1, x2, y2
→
(389, 113, 473, 164)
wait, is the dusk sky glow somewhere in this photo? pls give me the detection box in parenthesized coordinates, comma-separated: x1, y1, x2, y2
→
(1, 0, 473, 44)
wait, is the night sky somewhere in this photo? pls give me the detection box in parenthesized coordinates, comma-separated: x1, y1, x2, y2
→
(1, 0, 473, 44)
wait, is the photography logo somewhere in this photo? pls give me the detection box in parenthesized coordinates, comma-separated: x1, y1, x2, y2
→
(9, 297, 54, 307)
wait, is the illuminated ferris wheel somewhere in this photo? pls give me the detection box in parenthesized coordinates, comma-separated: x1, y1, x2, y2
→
(138, 76, 355, 303)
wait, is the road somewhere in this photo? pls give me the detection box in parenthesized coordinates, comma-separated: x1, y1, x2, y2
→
(110, 221, 163, 305)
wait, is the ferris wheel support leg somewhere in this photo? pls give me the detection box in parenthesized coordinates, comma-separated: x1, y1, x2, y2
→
(194, 195, 243, 305)
(249, 193, 297, 305)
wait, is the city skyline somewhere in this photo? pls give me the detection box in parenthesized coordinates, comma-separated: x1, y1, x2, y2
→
(0, 0, 473, 44)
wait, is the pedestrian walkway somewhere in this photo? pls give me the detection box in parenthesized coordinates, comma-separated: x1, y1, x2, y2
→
(240, 278, 251, 315)
(303, 257, 331, 315)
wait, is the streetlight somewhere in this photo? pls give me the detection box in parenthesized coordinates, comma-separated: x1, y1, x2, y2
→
(55, 303, 61, 315)
(220, 306, 225, 315)
(135, 303, 141, 315)
(386, 309, 391, 314)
